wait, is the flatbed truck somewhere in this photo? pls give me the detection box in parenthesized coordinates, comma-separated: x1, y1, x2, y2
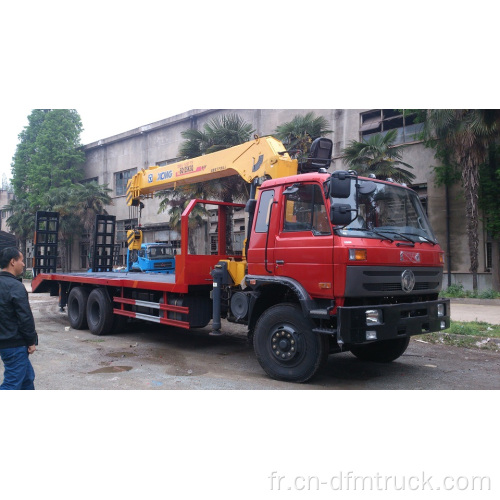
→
(31, 136, 450, 382)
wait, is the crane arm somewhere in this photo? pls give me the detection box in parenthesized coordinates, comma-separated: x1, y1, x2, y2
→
(126, 136, 297, 206)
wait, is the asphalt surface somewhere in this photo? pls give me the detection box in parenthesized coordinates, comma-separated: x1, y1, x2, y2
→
(1, 289, 497, 390)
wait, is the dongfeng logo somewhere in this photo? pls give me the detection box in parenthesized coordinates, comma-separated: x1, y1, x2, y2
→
(401, 270, 415, 293)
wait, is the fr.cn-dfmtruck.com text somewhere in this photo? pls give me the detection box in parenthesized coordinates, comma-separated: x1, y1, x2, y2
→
(268, 471, 492, 492)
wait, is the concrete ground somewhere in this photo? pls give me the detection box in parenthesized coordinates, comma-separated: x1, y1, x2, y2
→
(0, 287, 497, 390)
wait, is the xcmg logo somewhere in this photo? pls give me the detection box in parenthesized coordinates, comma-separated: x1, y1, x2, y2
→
(148, 171, 173, 183)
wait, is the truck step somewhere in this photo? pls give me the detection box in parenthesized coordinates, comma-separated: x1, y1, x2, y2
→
(309, 309, 331, 319)
(313, 327, 337, 336)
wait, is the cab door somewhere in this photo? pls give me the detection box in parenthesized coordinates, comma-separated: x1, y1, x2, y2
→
(273, 182, 334, 299)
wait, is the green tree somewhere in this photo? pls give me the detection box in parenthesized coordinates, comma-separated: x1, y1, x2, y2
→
(11, 109, 86, 209)
(341, 129, 416, 184)
(11, 109, 50, 199)
(274, 112, 333, 161)
(420, 110, 499, 291)
(5, 197, 34, 258)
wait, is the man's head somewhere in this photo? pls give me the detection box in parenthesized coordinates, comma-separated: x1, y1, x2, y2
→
(0, 247, 25, 277)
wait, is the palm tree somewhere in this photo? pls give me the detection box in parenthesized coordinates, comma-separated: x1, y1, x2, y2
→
(71, 182, 113, 236)
(274, 112, 333, 161)
(179, 114, 255, 158)
(159, 113, 255, 254)
(421, 110, 499, 291)
(42, 183, 112, 272)
(341, 129, 416, 184)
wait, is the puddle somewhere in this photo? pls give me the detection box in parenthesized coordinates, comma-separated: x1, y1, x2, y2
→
(107, 352, 137, 358)
(88, 366, 133, 374)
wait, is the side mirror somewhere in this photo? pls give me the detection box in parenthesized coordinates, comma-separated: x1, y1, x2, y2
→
(330, 171, 352, 198)
(330, 204, 355, 226)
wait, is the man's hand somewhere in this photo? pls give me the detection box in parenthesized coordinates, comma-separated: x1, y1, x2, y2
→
(28, 345, 36, 355)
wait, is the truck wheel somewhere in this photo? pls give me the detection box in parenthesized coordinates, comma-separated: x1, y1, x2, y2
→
(350, 337, 410, 363)
(86, 288, 114, 336)
(253, 303, 327, 383)
(67, 287, 89, 330)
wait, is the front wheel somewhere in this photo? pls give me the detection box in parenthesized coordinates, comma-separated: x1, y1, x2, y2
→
(253, 303, 327, 383)
(350, 337, 410, 363)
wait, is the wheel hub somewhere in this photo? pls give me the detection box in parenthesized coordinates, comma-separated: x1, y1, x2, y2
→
(271, 326, 300, 362)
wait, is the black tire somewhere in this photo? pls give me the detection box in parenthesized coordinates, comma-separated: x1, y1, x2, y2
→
(350, 337, 410, 363)
(67, 287, 89, 330)
(253, 303, 327, 383)
(86, 288, 115, 336)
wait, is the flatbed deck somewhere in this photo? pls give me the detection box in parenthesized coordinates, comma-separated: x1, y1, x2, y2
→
(31, 270, 191, 295)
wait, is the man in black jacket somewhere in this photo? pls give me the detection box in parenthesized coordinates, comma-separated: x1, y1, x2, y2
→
(0, 247, 38, 390)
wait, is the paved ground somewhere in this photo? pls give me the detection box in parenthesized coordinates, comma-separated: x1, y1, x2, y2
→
(1, 290, 497, 390)
(450, 298, 500, 324)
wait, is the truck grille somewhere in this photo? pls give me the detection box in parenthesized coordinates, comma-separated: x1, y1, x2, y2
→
(364, 282, 440, 292)
(154, 262, 173, 269)
(345, 266, 442, 297)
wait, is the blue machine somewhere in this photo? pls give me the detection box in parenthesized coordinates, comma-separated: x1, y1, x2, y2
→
(127, 242, 175, 274)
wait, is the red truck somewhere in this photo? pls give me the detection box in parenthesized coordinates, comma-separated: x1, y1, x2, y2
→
(31, 136, 450, 382)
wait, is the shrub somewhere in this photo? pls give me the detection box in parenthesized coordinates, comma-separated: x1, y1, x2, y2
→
(440, 283, 465, 297)
(478, 288, 500, 299)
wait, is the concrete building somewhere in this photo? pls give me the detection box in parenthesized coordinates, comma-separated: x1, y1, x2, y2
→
(8, 109, 497, 290)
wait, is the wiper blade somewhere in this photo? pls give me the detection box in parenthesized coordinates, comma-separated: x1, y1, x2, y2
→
(371, 230, 395, 243)
(413, 234, 437, 246)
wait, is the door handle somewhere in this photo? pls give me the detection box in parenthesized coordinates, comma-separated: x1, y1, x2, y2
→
(276, 260, 285, 265)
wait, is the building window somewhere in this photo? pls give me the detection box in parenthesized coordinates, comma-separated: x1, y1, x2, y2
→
(115, 169, 137, 196)
(360, 110, 424, 144)
(410, 183, 428, 215)
(81, 177, 99, 184)
(486, 242, 492, 271)
(80, 244, 90, 269)
(156, 158, 182, 167)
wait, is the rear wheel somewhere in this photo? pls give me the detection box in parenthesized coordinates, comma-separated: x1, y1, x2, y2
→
(253, 303, 327, 383)
(350, 337, 410, 363)
(86, 288, 114, 336)
(67, 287, 89, 330)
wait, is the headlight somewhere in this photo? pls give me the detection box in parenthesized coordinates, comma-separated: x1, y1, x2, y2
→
(437, 303, 445, 317)
(366, 309, 382, 325)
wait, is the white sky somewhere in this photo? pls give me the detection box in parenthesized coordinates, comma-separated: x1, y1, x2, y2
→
(3, 2, 496, 183)
(0, 105, 191, 180)
(2, 1, 497, 492)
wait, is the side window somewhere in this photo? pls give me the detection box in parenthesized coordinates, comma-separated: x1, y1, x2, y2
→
(255, 190, 275, 233)
(283, 184, 331, 235)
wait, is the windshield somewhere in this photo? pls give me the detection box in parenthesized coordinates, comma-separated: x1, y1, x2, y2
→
(335, 179, 437, 243)
(146, 245, 175, 259)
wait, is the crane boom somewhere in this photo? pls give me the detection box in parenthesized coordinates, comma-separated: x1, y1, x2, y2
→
(126, 136, 297, 206)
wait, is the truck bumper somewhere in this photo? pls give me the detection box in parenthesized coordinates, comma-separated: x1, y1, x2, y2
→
(336, 299, 450, 345)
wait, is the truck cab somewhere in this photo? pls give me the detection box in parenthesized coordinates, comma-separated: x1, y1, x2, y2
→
(127, 242, 175, 274)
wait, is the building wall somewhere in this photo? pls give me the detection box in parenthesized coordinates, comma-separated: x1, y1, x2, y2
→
(0, 189, 14, 233)
(78, 108, 491, 289)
